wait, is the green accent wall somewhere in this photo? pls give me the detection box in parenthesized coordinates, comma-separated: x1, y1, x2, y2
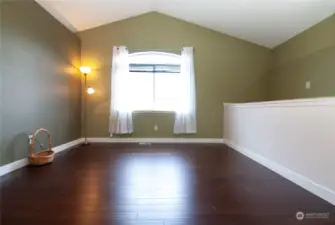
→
(269, 14, 335, 100)
(0, 0, 82, 165)
(0, 0, 3, 167)
(79, 12, 272, 138)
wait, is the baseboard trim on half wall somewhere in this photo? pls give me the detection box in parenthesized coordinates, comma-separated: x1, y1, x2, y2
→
(88, 137, 226, 144)
(0, 138, 84, 177)
(225, 140, 335, 206)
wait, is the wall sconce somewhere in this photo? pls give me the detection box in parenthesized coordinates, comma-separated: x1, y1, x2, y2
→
(80, 66, 94, 145)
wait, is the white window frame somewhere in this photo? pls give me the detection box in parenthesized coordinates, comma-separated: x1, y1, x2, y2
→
(128, 51, 181, 112)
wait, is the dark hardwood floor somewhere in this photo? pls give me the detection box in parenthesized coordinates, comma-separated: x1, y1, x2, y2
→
(1, 143, 334, 225)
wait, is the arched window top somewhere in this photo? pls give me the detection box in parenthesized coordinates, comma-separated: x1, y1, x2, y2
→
(129, 51, 181, 65)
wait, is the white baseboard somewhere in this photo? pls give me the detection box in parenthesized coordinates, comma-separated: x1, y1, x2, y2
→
(225, 140, 335, 206)
(0, 158, 29, 177)
(53, 138, 84, 153)
(0, 138, 84, 177)
(0, 137, 223, 176)
(88, 137, 225, 144)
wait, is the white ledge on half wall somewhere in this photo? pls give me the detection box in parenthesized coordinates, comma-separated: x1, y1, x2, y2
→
(223, 97, 335, 108)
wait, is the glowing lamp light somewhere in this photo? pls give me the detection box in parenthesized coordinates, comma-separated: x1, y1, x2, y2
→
(80, 66, 91, 74)
(87, 87, 95, 95)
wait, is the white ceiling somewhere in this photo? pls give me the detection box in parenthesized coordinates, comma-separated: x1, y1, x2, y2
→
(36, 0, 335, 48)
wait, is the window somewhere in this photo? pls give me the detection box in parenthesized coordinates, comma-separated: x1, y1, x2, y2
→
(110, 46, 196, 135)
(127, 52, 183, 111)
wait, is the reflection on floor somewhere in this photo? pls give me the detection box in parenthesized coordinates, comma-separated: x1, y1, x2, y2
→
(1, 143, 334, 225)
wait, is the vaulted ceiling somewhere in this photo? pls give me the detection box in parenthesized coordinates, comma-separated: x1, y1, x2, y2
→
(36, 0, 335, 48)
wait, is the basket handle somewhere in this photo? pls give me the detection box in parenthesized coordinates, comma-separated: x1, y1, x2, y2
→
(29, 128, 52, 156)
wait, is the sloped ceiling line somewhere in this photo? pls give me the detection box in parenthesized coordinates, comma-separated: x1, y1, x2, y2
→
(35, 0, 335, 48)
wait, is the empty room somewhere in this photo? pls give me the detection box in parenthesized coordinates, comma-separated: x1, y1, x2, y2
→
(1, 0, 335, 224)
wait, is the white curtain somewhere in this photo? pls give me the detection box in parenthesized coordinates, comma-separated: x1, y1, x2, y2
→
(174, 47, 197, 134)
(109, 46, 133, 135)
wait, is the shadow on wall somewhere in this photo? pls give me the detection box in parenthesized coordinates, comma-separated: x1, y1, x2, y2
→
(4, 133, 30, 163)
(3, 130, 57, 165)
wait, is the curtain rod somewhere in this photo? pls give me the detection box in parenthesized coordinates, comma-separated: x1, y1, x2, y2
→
(128, 48, 181, 52)
(126, 48, 195, 53)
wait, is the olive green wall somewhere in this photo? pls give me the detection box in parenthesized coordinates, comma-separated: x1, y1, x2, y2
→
(0, 1, 3, 166)
(0, 0, 82, 165)
(269, 14, 335, 100)
(79, 12, 272, 138)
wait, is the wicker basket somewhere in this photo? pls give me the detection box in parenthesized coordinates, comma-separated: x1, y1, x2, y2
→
(28, 128, 55, 166)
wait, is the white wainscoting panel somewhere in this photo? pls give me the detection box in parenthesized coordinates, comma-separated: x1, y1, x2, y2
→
(224, 97, 335, 206)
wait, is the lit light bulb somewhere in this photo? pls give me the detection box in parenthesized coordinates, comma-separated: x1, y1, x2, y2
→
(80, 66, 91, 74)
(87, 87, 95, 95)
